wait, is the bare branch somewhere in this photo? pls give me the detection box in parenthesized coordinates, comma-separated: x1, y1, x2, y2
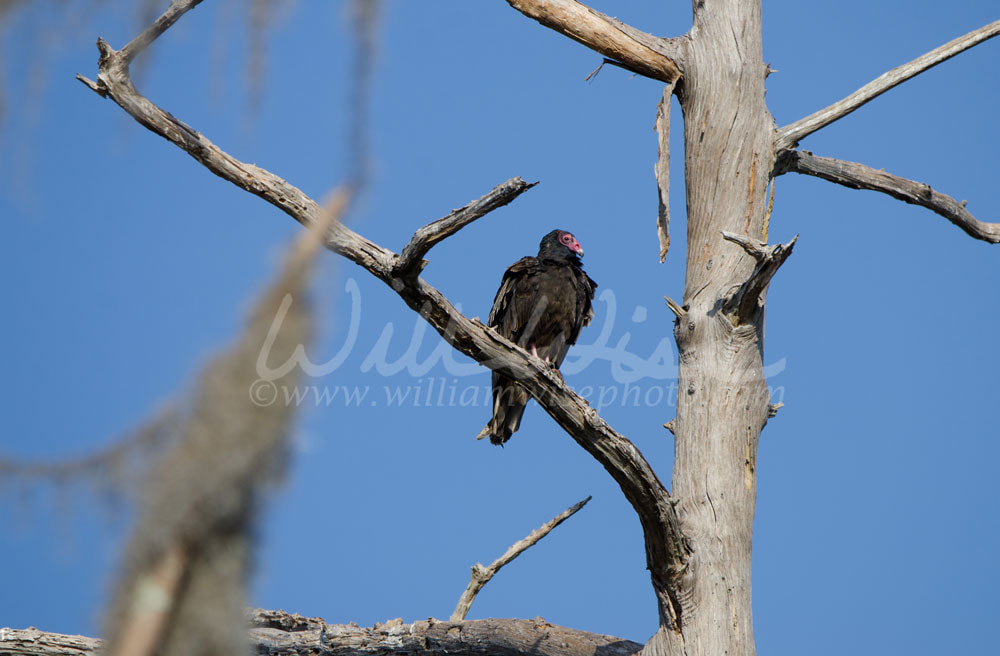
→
(663, 295, 685, 319)
(505, 0, 684, 82)
(721, 232, 798, 323)
(451, 496, 591, 621)
(654, 83, 675, 262)
(778, 150, 1000, 244)
(776, 19, 1000, 151)
(720, 231, 768, 262)
(0, 610, 643, 656)
(78, 36, 396, 277)
(76, 74, 103, 95)
(395, 178, 538, 277)
(78, 1, 692, 622)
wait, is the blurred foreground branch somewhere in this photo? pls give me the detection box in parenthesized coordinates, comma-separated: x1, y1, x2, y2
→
(101, 200, 341, 656)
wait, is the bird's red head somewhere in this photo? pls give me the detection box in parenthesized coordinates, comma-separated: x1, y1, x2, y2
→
(558, 230, 584, 256)
(540, 229, 585, 259)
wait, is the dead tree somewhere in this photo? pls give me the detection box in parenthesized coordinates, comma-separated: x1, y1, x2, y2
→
(68, 2, 999, 655)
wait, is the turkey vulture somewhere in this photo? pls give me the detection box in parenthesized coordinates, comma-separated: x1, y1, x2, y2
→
(476, 229, 597, 445)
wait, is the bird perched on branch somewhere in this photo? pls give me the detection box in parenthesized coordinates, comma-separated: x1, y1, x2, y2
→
(477, 229, 597, 445)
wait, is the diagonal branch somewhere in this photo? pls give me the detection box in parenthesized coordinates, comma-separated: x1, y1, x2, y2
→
(396, 178, 538, 277)
(504, 0, 685, 82)
(451, 496, 591, 621)
(77, 37, 395, 277)
(78, 0, 692, 624)
(778, 150, 1000, 244)
(776, 19, 1000, 151)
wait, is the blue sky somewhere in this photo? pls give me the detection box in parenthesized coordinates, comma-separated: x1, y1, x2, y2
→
(2, 1, 998, 653)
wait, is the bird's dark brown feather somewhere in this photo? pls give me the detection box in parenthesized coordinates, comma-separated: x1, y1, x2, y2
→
(478, 232, 597, 445)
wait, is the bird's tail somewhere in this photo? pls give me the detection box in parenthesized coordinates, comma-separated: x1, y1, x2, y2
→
(476, 378, 529, 445)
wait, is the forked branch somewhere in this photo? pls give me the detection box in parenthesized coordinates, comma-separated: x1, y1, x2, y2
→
(451, 496, 591, 621)
(778, 150, 1000, 244)
(77, 0, 691, 622)
(505, 0, 685, 82)
(776, 19, 1000, 151)
(721, 232, 798, 323)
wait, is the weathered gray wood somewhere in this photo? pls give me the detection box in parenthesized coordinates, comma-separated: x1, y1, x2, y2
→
(776, 19, 1000, 150)
(504, 0, 685, 82)
(0, 611, 643, 656)
(647, 1, 777, 653)
(0, 628, 99, 656)
(778, 150, 1000, 243)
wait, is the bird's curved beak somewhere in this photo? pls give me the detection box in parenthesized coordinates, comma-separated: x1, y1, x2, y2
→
(572, 239, 584, 256)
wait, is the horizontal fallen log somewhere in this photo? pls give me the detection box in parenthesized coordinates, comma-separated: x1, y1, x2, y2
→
(0, 609, 643, 656)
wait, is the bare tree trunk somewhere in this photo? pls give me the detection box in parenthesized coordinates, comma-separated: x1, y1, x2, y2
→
(646, 3, 775, 655)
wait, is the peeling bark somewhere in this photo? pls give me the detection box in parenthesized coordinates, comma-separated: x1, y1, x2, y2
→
(654, 85, 674, 262)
